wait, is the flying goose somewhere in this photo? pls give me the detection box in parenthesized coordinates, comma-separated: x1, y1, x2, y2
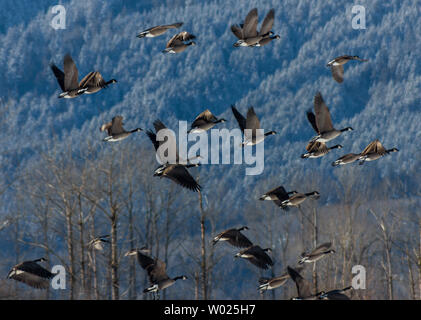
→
(281, 191, 320, 208)
(299, 242, 335, 264)
(331, 153, 361, 167)
(259, 185, 298, 210)
(51, 54, 116, 98)
(301, 141, 342, 159)
(188, 109, 226, 134)
(162, 31, 196, 54)
(231, 105, 276, 146)
(317, 286, 353, 300)
(231, 8, 278, 47)
(307, 92, 353, 143)
(212, 226, 253, 248)
(234, 245, 273, 270)
(137, 22, 183, 38)
(100, 116, 142, 142)
(78, 71, 117, 94)
(358, 139, 398, 165)
(125, 248, 187, 299)
(287, 266, 318, 300)
(87, 235, 110, 251)
(7, 258, 53, 289)
(327, 55, 368, 83)
(146, 120, 201, 192)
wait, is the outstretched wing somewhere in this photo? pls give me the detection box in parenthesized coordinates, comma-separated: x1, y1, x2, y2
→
(259, 9, 275, 36)
(310, 242, 332, 255)
(231, 105, 246, 132)
(287, 266, 312, 298)
(167, 31, 195, 47)
(314, 92, 334, 133)
(191, 109, 217, 128)
(231, 24, 243, 39)
(50, 64, 65, 91)
(360, 139, 385, 156)
(164, 165, 201, 192)
(306, 110, 319, 134)
(111, 116, 125, 135)
(63, 54, 79, 90)
(331, 65, 344, 83)
(243, 8, 258, 38)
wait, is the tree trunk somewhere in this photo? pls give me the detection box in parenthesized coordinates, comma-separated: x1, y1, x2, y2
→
(111, 210, 119, 300)
(199, 191, 207, 300)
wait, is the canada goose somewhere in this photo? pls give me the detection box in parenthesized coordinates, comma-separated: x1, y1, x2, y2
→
(162, 31, 196, 54)
(212, 226, 253, 248)
(87, 235, 110, 251)
(259, 185, 298, 210)
(234, 245, 273, 270)
(358, 139, 399, 165)
(188, 109, 226, 134)
(51, 54, 116, 98)
(231, 8, 277, 47)
(317, 286, 353, 300)
(299, 242, 335, 264)
(301, 141, 342, 159)
(331, 153, 361, 167)
(281, 191, 320, 208)
(146, 120, 201, 192)
(258, 273, 289, 293)
(231, 105, 276, 146)
(137, 22, 183, 38)
(307, 92, 353, 143)
(287, 266, 318, 300)
(78, 71, 117, 94)
(100, 116, 142, 142)
(327, 55, 368, 83)
(7, 258, 53, 289)
(125, 248, 187, 299)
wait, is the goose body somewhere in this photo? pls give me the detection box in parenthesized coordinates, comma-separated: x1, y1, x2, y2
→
(101, 116, 142, 142)
(212, 226, 253, 248)
(299, 242, 335, 264)
(87, 235, 110, 251)
(281, 191, 320, 207)
(78, 71, 117, 94)
(307, 92, 353, 143)
(301, 141, 342, 159)
(259, 273, 289, 292)
(327, 55, 368, 83)
(332, 153, 361, 166)
(358, 140, 398, 165)
(231, 105, 276, 146)
(7, 258, 53, 289)
(259, 185, 297, 210)
(162, 31, 196, 54)
(317, 286, 353, 300)
(189, 109, 226, 133)
(234, 245, 273, 269)
(137, 22, 183, 38)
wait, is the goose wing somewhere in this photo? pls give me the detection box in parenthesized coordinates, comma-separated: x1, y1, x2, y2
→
(245, 107, 261, 140)
(8, 269, 51, 289)
(243, 8, 258, 38)
(50, 64, 65, 91)
(152, 120, 179, 163)
(79, 71, 106, 88)
(148, 259, 169, 283)
(259, 9, 275, 36)
(230, 24, 244, 39)
(163, 165, 201, 192)
(223, 229, 253, 248)
(267, 185, 289, 201)
(167, 32, 195, 47)
(231, 105, 246, 132)
(360, 139, 385, 156)
(331, 65, 344, 83)
(324, 291, 350, 300)
(305, 141, 326, 153)
(63, 54, 79, 90)
(287, 266, 312, 298)
(310, 242, 332, 255)
(191, 109, 217, 128)
(100, 121, 113, 135)
(136, 251, 156, 271)
(314, 92, 334, 133)
(306, 110, 319, 134)
(247, 246, 273, 269)
(111, 116, 125, 135)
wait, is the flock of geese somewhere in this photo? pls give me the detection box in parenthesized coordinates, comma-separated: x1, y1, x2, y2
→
(5, 7, 398, 300)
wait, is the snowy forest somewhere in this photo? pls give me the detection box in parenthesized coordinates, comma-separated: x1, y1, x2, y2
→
(0, 0, 420, 300)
